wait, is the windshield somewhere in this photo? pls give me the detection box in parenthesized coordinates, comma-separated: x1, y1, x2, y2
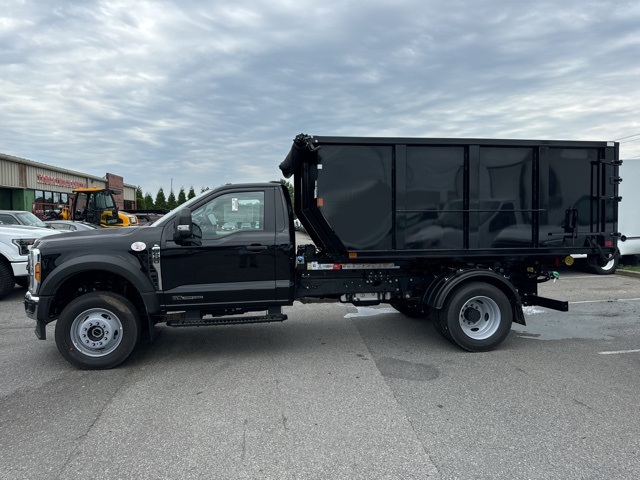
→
(94, 192, 116, 209)
(16, 211, 47, 228)
(151, 189, 211, 227)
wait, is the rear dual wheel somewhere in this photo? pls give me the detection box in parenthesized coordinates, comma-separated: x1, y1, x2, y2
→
(436, 282, 512, 351)
(390, 299, 429, 318)
(391, 299, 456, 340)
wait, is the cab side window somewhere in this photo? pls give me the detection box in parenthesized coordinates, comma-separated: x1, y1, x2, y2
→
(191, 191, 265, 239)
(0, 214, 18, 225)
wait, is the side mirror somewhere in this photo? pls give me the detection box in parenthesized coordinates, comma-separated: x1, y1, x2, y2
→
(173, 208, 193, 242)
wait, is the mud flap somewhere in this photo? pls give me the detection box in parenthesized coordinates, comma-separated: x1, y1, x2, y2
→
(35, 321, 46, 340)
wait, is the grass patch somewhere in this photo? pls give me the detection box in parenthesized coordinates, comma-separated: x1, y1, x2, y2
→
(619, 263, 640, 272)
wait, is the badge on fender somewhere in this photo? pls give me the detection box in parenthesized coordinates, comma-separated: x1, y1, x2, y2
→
(131, 241, 147, 251)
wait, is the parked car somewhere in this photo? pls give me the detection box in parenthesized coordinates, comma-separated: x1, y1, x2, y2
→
(0, 224, 61, 299)
(221, 222, 236, 231)
(0, 210, 49, 228)
(44, 220, 101, 232)
(135, 213, 164, 226)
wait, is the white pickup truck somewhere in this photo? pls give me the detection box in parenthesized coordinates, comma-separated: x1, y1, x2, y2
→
(0, 225, 61, 299)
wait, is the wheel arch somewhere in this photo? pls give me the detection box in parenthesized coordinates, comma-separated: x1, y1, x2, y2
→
(0, 252, 12, 271)
(41, 254, 154, 296)
(38, 254, 160, 337)
(0, 251, 15, 276)
(422, 269, 526, 326)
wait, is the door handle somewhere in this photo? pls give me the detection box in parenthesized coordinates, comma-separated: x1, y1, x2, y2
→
(246, 245, 267, 252)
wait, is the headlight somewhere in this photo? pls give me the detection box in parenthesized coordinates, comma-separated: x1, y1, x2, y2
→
(12, 238, 36, 255)
(29, 248, 42, 288)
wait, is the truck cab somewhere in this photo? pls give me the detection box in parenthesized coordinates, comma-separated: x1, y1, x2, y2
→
(24, 182, 296, 368)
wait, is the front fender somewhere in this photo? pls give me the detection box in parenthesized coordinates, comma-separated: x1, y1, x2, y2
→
(40, 252, 156, 297)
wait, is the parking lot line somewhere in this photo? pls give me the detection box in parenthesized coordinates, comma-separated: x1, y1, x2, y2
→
(599, 348, 640, 355)
(570, 298, 640, 304)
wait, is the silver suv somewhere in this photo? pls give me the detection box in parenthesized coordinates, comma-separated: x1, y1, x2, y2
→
(0, 210, 49, 228)
(0, 225, 61, 300)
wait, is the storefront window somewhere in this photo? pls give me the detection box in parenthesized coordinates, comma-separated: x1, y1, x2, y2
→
(44, 191, 53, 204)
(35, 190, 44, 203)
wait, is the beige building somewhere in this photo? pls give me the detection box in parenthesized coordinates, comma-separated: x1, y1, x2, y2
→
(0, 152, 137, 217)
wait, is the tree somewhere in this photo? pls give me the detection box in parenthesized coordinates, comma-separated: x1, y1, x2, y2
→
(136, 186, 145, 210)
(155, 187, 168, 210)
(200, 186, 210, 193)
(187, 186, 196, 200)
(167, 189, 177, 210)
(144, 192, 154, 209)
(177, 187, 187, 205)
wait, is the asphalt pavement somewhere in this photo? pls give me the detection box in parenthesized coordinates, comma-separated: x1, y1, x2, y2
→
(1, 267, 640, 479)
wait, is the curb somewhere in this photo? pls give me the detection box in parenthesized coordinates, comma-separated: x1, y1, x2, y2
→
(616, 268, 640, 278)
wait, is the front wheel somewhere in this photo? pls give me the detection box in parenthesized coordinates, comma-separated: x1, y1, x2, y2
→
(437, 282, 512, 352)
(55, 292, 140, 369)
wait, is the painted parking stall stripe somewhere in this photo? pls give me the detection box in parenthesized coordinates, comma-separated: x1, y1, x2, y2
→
(599, 349, 640, 355)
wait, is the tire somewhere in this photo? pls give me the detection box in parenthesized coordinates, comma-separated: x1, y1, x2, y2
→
(15, 276, 29, 289)
(390, 299, 429, 318)
(439, 282, 512, 352)
(434, 309, 453, 341)
(0, 260, 15, 300)
(586, 255, 618, 275)
(55, 292, 140, 369)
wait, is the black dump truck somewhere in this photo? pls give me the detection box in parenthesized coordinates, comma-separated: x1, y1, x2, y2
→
(24, 134, 620, 369)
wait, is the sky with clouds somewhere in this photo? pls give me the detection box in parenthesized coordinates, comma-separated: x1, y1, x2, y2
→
(2, 0, 640, 196)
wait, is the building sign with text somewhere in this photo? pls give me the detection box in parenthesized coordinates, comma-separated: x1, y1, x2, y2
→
(36, 174, 87, 189)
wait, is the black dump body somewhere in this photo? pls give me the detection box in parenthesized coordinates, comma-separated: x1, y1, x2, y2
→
(281, 134, 620, 262)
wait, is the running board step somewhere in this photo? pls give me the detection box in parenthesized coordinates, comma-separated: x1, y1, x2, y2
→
(166, 313, 287, 328)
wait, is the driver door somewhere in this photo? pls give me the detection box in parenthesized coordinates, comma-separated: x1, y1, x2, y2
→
(160, 188, 277, 309)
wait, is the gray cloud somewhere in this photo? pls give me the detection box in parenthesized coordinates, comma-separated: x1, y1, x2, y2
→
(1, 0, 639, 195)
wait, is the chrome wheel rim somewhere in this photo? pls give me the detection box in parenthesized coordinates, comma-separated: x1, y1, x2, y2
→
(458, 296, 501, 340)
(601, 259, 616, 272)
(70, 308, 123, 357)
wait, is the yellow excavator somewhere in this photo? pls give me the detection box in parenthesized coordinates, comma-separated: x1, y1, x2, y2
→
(61, 187, 139, 228)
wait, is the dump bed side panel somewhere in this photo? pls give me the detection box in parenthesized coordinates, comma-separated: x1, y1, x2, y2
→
(315, 144, 394, 251)
(281, 135, 619, 261)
